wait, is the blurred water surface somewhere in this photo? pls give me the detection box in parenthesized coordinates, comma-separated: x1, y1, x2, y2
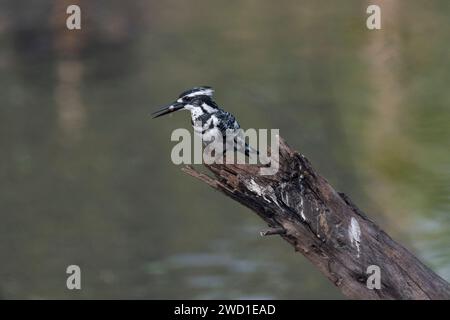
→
(0, 0, 449, 298)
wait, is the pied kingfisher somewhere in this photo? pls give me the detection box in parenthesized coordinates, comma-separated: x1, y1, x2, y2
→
(152, 86, 257, 157)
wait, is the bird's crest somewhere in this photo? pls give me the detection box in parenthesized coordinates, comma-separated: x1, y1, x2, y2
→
(178, 86, 214, 99)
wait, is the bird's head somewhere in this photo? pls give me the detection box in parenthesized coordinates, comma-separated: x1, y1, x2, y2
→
(152, 86, 217, 118)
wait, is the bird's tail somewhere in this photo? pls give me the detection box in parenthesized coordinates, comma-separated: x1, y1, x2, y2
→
(244, 143, 259, 157)
(232, 135, 259, 158)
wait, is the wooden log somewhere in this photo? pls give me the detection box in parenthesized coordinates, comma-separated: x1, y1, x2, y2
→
(182, 137, 450, 299)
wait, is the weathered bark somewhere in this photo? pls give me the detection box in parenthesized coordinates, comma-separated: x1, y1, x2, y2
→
(182, 137, 450, 300)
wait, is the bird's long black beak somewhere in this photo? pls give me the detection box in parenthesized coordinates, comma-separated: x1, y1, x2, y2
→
(151, 102, 184, 118)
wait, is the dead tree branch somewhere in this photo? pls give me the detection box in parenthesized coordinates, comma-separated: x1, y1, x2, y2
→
(182, 137, 450, 299)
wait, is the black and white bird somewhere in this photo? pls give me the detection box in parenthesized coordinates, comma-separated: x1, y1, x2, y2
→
(152, 86, 257, 157)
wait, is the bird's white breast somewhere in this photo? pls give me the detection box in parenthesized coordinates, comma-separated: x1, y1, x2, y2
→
(202, 127, 221, 142)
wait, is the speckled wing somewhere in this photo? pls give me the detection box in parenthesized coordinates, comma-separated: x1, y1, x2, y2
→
(215, 110, 240, 136)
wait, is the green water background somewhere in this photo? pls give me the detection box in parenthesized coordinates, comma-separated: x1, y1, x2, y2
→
(0, 1, 448, 298)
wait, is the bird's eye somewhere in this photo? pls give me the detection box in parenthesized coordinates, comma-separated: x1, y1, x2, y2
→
(183, 96, 191, 102)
